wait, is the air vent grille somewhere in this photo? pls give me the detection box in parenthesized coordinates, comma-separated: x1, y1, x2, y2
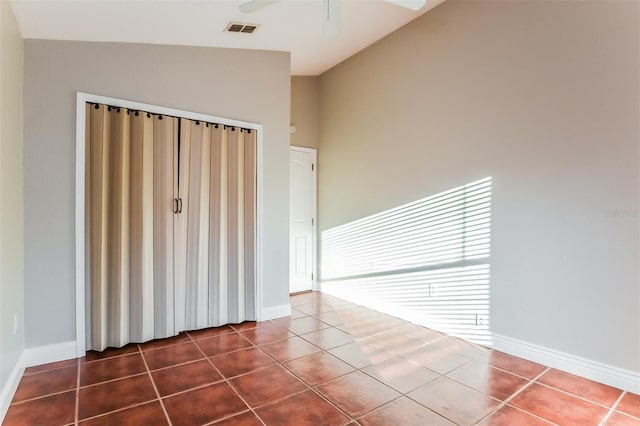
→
(225, 22, 260, 34)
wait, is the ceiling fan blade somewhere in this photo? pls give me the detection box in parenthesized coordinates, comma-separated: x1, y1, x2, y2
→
(322, 0, 341, 39)
(239, 0, 280, 14)
(385, 0, 426, 11)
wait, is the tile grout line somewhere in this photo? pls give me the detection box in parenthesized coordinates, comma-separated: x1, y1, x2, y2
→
(442, 353, 554, 398)
(138, 343, 173, 426)
(353, 394, 431, 424)
(281, 316, 400, 422)
(389, 376, 460, 425)
(77, 371, 150, 390)
(479, 361, 546, 382)
(444, 363, 531, 393)
(293, 297, 453, 420)
(76, 399, 164, 423)
(496, 404, 558, 426)
(140, 337, 203, 355)
(278, 373, 356, 424)
(615, 404, 640, 421)
(140, 354, 211, 373)
(187, 331, 267, 425)
(76, 345, 169, 424)
(247, 335, 357, 425)
(290, 300, 449, 424)
(473, 367, 554, 425)
(533, 380, 624, 410)
(150, 377, 226, 400)
(283, 320, 470, 425)
(260, 340, 357, 425)
(82, 347, 141, 364)
(23, 360, 79, 376)
(249, 388, 309, 412)
(598, 391, 626, 426)
(296, 301, 494, 424)
(283, 367, 356, 424)
(10, 385, 81, 405)
(359, 393, 460, 426)
(202, 409, 255, 425)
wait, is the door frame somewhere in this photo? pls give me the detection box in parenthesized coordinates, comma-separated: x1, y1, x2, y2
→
(289, 146, 318, 293)
(75, 92, 264, 357)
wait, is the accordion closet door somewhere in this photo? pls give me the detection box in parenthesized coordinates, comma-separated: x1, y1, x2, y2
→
(85, 103, 256, 352)
(176, 119, 256, 332)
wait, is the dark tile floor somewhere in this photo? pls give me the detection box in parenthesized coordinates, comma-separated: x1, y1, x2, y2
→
(4, 292, 639, 426)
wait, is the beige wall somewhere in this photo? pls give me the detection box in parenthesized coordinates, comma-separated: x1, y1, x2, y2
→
(319, 0, 640, 372)
(291, 76, 320, 149)
(23, 40, 290, 347)
(0, 0, 25, 394)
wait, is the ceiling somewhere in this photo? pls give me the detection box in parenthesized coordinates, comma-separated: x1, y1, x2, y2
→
(10, 0, 443, 75)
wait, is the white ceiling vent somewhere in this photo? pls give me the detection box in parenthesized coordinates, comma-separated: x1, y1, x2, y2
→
(225, 21, 260, 34)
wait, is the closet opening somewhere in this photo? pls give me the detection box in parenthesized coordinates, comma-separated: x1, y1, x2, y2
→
(75, 93, 264, 355)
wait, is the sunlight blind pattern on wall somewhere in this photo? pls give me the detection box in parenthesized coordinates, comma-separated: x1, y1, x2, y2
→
(321, 177, 492, 344)
(322, 177, 491, 280)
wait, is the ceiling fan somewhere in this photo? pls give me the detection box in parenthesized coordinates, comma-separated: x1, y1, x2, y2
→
(239, 0, 427, 39)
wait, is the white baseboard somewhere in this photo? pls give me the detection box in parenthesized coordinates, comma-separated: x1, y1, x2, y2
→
(22, 341, 77, 368)
(0, 341, 78, 423)
(493, 333, 640, 394)
(0, 353, 25, 424)
(259, 304, 291, 321)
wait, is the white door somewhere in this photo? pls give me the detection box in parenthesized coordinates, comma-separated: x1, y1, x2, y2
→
(289, 147, 316, 294)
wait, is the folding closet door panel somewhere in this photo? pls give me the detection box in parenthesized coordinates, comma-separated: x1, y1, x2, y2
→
(208, 126, 257, 324)
(243, 130, 257, 320)
(181, 123, 257, 327)
(208, 125, 229, 326)
(86, 105, 135, 350)
(84, 104, 92, 347)
(227, 128, 245, 323)
(129, 111, 155, 343)
(182, 120, 213, 330)
(197, 126, 213, 327)
(174, 119, 190, 334)
(153, 115, 178, 339)
(106, 107, 131, 347)
(87, 104, 110, 351)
